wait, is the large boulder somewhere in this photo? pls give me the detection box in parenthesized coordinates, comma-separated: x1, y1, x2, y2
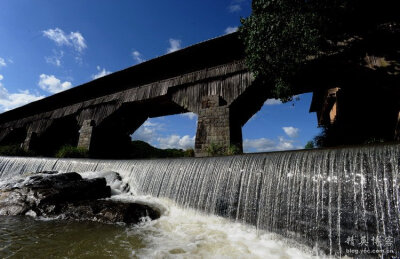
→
(0, 172, 160, 224)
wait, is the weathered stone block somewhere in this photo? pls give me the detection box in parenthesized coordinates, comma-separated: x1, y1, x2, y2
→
(195, 95, 243, 157)
(77, 120, 95, 150)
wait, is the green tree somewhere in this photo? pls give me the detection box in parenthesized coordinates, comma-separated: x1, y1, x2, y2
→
(304, 141, 314, 149)
(239, 0, 399, 101)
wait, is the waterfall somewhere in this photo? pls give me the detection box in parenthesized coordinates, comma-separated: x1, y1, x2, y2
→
(0, 144, 399, 256)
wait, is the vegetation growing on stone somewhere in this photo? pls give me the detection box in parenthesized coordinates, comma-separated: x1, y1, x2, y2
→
(55, 145, 89, 158)
(207, 143, 242, 156)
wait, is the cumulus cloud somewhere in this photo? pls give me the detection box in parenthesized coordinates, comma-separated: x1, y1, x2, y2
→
(158, 135, 195, 150)
(167, 39, 182, 53)
(0, 75, 44, 112)
(243, 138, 275, 152)
(276, 136, 295, 150)
(229, 5, 241, 12)
(228, 0, 245, 12)
(0, 57, 6, 67)
(132, 51, 145, 64)
(143, 121, 159, 127)
(180, 112, 197, 120)
(131, 120, 163, 144)
(132, 118, 195, 150)
(69, 31, 87, 52)
(224, 26, 238, 34)
(42, 28, 87, 53)
(38, 74, 72, 94)
(264, 95, 300, 106)
(282, 127, 299, 138)
(45, 50, 64, 67)
(92, 66, 111, 80)
(243, 136, 301, 153)
(132, 126, 157, 144)
(264, 98, 282, 105)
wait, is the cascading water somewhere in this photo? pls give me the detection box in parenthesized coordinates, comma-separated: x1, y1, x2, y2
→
(0, 144, 399, 257)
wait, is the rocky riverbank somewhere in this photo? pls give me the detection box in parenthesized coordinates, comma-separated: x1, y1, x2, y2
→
(0, 171, 160, 224)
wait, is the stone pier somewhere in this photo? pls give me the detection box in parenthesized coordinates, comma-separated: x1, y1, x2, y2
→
(195, 96, 242, 157)
(22, 131, 37, 152)
(77, 120, 95, 151)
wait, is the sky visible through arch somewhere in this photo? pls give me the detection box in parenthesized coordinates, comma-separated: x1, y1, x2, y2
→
(0, 0, 320, 152)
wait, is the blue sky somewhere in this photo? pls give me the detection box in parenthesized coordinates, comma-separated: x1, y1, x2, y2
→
(0, 0, 321, 152)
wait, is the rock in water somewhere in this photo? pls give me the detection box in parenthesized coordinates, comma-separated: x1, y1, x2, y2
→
(0, 172, 160, 224)
(52, 200, 160, 224)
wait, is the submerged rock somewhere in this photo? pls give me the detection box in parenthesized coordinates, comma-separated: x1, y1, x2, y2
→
(0, 171, 160, 224)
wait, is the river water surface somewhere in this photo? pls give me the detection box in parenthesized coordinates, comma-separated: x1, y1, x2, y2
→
(1, 194, 320, 258)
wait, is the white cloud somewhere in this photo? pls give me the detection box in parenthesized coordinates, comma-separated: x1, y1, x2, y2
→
(132, 118, 195, 150)
(38, 74, 72, 94)
(180, 112, 197, 120)
(167, 39, 182, 53)
(0, 75, 44, 112)
(42, 28, 87, 53)
(132, 51, 145, 64)
(282, 127, 299, 138)
(132, 126, 157, 144)
(243, 136, 301, 153)
(92, 66, 111, 80)
(45, 50, 64, 67)
(43, 28, 69, 46)
(158, 135, 195, 150)
(224, 26, 238, 34)
(69, 31, 87, 52)
(264, 95, 300, 106)
(0, 57, 6, 67)
(264, 98, 282, 105)
(143, 121, 159, 127)
(276, 136, 295, 150)
(228, 0, 245, 12)
(243, 138, 275, 152)
(228, 4, 242, 12)
(131, 119, 163, 144)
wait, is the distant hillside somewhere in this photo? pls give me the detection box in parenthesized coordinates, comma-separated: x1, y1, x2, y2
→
(129, 140, 194, 158)
(0, 141, 194, 159)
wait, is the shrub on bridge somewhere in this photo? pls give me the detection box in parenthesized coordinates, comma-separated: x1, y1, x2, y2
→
(207, 143, 242, 156)
(226, 145, 242, 155)
(55, 145, 89, 158)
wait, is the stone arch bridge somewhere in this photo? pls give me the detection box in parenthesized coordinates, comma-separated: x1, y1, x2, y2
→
(0, 33, 273, 157)
(1, 32, 399, 157)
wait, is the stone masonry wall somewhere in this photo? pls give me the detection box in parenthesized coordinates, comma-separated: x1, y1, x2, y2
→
(77, 120, 95, 151)
(195, 96, 234, 157)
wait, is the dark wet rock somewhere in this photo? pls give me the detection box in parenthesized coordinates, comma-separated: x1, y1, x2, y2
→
(41, 200, 160, 224)
(0, 172, 160, 224)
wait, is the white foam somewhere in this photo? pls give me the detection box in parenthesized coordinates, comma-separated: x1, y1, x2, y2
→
(79, 170, 130, 195)
(79, 171, 324, 258)
(121, 197, 321, 258)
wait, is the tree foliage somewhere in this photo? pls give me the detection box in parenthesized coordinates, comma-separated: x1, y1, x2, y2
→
(239, 0, 399, 101)
(304, 141, 314, 149)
